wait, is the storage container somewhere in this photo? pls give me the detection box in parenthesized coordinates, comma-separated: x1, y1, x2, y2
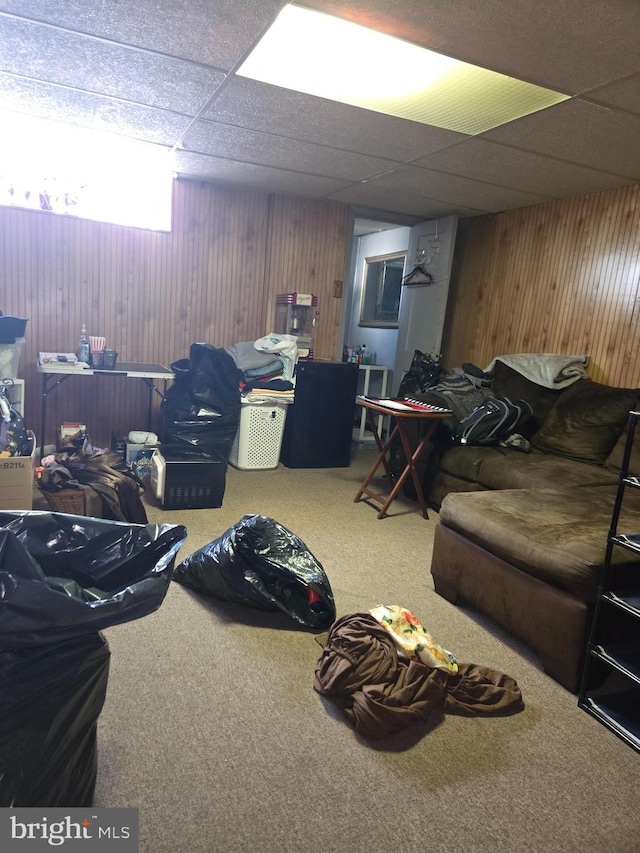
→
(0, 431, 35, 510)
(150, 450, 226, 510)
(0, 337, 26, 379)
(229, 400, 288, 470)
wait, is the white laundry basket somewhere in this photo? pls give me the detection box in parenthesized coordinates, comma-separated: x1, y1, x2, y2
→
(229, 399, 289, 470)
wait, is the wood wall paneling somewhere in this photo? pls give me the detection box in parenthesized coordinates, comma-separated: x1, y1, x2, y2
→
(442, 184, 640, 387)
(4, 177, 638, 451)
(1, 179, 349, 448)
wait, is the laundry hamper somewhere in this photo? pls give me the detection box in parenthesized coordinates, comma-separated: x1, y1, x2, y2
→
(229, 399, 289, 470)
(41, 487, 86, 515)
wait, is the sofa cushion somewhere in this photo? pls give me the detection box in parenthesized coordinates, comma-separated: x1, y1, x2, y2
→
(490, 361, 564, 434)
(438, 486, 640, 601)
(605, 415, 640, 475)
(438, 444, 502, 481)
(532, 378, 639, 463)
(476, 448, 618, 490)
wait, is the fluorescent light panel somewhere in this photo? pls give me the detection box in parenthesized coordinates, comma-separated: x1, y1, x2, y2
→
(237, 4, 569, 135)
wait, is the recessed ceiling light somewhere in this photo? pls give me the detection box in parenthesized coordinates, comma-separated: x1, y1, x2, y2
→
(237, 4, 569, 135)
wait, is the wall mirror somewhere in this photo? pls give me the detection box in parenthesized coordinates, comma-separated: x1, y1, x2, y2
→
(359, 251, 406, 328)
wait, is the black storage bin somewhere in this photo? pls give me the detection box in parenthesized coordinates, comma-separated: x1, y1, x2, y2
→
(154, 451, 226, 510)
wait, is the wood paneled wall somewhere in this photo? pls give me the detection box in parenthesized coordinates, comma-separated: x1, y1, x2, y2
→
(5, 175, 639, 450)
(0, 179, 349, 448)
(442, 184, 640, 386)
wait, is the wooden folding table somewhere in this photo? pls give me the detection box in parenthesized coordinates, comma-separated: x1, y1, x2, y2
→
(354, 398, 451, 519)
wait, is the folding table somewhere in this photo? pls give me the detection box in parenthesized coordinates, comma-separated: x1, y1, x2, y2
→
(354, 398, 451, 519)
(38, 361, 173, 455)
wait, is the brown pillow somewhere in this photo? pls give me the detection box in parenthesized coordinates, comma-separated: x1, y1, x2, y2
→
(532, 378, 639, 463)
(491, 361, 564, 435)
(605, 417, 640, 475)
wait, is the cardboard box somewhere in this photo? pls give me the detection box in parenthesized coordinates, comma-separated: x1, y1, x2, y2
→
(0, 431, 35, 510)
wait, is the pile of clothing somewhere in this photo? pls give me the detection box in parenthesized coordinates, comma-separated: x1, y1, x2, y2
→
(314, 605, 524, 740)
(38, 437, 148, 524)
(225, 336, 297, 403)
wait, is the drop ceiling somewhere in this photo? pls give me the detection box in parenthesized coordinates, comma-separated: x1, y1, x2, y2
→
(0, 0, 639, 223)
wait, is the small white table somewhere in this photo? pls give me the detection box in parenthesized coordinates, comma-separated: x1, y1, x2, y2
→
(354, 364, 389, 442)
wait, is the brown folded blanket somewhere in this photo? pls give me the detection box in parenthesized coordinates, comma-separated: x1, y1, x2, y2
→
(314, 613, 524, 740)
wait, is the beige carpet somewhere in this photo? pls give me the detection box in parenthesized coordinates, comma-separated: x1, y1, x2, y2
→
(93, 446, 640, 853)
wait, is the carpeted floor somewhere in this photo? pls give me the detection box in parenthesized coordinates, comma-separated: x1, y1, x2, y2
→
(93, 445, 640, 852)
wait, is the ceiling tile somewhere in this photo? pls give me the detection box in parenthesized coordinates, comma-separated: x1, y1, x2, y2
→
(328, 182, 484, 219)
(367, 165, 551, 211)
(485, 98, 640, 179)
(0, 73, 193, 145)
(413, 138, 633, 198)
(181, 119, 398, 181)
(203, 77, 467, 160)
(307, 0, 640, 93)
(1, 1, 283, 69)
(584, 73, 640, 117)
(171, 151, 351, 197)
(0, 16, 225, 114)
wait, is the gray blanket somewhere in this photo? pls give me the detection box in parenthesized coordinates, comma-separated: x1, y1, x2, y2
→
(484, 353, 588, 389)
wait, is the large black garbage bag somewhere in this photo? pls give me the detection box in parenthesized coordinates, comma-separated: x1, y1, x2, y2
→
(0, 511, 187, 650)
(0, 632, 110, 807)
(397, 350, 443, 397)
(160, 342, 242, 460)
(173, 514, 336, 629)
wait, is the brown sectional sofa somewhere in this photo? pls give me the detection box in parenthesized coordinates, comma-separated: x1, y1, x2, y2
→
(427, 366, 640, 692)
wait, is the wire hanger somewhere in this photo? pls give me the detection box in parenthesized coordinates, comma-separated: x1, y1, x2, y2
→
(402, 263, 434, 285)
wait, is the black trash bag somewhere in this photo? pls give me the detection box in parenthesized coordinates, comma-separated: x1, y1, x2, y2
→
(173, 514, 336, 629)
(0, 511, 187, 650)
(397, 350, 442, 397)
(160, 342, 242, 460)
(0, 632, 110, 807)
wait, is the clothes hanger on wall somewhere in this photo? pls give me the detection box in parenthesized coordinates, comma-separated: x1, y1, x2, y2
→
(401, 263, 433, 285)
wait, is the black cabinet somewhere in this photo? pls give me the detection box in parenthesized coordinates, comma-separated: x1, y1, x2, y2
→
(280, 361, 359, 468)
(578, 410, 640, 752)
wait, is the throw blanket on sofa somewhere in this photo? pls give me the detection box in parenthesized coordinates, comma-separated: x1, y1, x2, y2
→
(484, 353, 588, 389)
(314, 612, 524, 740)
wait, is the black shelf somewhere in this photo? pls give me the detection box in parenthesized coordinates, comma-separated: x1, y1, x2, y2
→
(611, 534, 640, 557)
(601, 590, 640, 619)
(579, 689, 640, 753)
(591, 641, 640, 683)
(578, 410, 640, 752)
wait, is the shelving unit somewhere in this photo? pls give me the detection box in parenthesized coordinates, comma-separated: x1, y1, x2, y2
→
(578, 410, 640, 752)
(353, 364, 388, 443)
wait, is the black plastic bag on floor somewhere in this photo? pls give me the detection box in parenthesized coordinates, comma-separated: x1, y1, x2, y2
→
(0, 632, 110, 807)
(0, 511, 187, 650)
(0, 511, 187, 807)
(173, 514, 336, 629)
(397, 350, 443, 397)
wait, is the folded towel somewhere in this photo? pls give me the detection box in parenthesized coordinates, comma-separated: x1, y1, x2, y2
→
(243, 359, 284, 378)
(226, 340, 280, 371)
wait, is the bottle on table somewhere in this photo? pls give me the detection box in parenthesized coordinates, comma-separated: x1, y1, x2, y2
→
(77, 324, 91, 365)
